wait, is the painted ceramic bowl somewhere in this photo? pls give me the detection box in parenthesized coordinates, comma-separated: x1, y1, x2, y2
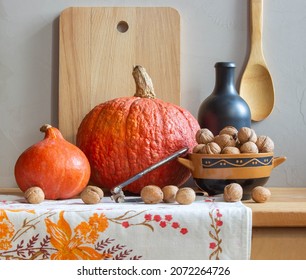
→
(177, 152, 286, 200)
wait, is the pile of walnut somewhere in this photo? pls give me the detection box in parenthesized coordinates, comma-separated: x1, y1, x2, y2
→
(24, 184, 270, 204)
(223, 183, 271, 203)
(24, 185, 196, 205)
(79, 185, 197, 205)
(194, 126, 274, 154)
(141, 185, 196, 205)
(24, 185, 105, 204)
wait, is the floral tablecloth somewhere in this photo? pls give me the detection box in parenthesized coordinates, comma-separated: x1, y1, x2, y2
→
(0, 193, 252, 260)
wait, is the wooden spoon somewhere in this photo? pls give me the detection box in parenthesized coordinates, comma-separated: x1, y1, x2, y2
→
(239, 0, 274, 121)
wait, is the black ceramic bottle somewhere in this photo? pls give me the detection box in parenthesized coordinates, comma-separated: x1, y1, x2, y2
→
(198, 62, 251, 135)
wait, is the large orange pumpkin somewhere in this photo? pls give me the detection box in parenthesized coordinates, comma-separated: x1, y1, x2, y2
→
(14, 124, 91, 199)
(76, 66, 200, 194)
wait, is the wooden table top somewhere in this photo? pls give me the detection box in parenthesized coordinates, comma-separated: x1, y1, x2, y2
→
(2, 187, 306, 228)
(244, 187, 306, 227)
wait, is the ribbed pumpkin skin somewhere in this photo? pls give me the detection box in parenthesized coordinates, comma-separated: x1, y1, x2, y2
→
(76, 96, 200, 194)
(15, 126, 91, 200)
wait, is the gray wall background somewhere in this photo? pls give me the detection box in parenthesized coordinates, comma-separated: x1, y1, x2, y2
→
(1, 0, 305, 188)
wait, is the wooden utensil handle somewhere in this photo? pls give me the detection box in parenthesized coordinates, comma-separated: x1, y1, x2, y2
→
(251, 0, 263, 51)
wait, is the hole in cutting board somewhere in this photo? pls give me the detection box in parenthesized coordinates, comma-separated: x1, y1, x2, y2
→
(117, 21, 129, 33)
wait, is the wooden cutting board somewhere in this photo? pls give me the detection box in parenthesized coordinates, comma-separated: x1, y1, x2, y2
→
(58, 7, 180, 143)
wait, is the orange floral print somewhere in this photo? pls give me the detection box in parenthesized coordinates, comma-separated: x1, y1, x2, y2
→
(6, 209, 36, 214)
(75, 213, 109, 244)
(45, 211, 111, 260)
(0, 210, 15, 250)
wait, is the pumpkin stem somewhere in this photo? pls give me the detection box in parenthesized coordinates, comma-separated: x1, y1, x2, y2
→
(133, 65, 156, 99)
(40, 124, 52, 132)
(39, 124, 63, 140)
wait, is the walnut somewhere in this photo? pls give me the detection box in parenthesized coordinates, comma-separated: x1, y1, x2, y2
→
(251, 186, 271, 203)
(162, 185, 179, 203)
(196, 128, 214, 144)
(175, 187, 196, 205)
(256, 135, 274, 153)
(221, 146, 240, 154)
(223, 183, 243, 202)
(81, 185, 104, 204)
(213, 134, 236, 149)
(24, 186, 45, 204)
(193, 144, 206, 153)
(200, 142, 221, 154)
(238, 127, 257, 144)
(240, 141, 259, 153)
(219, 126, 238, 140)
(140, 185, 163, 204)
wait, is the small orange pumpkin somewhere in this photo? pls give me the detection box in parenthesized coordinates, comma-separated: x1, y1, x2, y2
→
(14, 124, 91, 199)
(76, 66, 200, 194)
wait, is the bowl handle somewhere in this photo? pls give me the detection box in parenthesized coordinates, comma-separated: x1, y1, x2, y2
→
(273, 156, 287, 168)
(177, 157, 195, 172)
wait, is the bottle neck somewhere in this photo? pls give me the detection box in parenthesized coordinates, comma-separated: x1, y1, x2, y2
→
(213, 62, 237, 95)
